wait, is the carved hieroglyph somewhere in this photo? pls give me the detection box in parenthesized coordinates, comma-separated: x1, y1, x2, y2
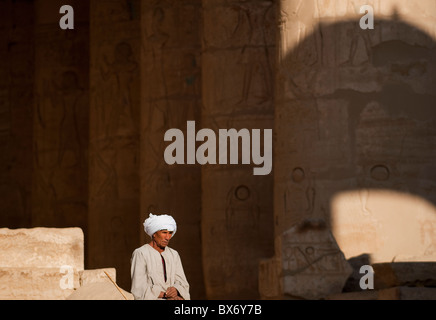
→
(281, 223, 352, 300)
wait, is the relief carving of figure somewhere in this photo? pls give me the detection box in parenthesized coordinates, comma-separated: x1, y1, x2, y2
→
(232, 1, 274, 107)
(100, 42, 138, 137)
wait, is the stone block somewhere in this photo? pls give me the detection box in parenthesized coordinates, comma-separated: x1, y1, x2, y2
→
(327, 287, 436, 300)
(373, 262, 436, 289)
(281, 221, 353, 299)
(79, 268, 116, 287)
(342, 254, 372, 292)
(0, 228, 84, 270)
(378, 287, 436, 300)
(0, 267, 124, 300)
(0, 267, 79, 300)
(326, 290, 379, 300)
(259, 257, 281, 299)
(67, 279, 134, 300)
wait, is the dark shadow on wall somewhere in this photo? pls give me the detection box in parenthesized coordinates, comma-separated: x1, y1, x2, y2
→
(277, 16, 436, 296)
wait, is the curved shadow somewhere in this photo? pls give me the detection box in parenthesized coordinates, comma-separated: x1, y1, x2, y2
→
(276, 16, 436, 295)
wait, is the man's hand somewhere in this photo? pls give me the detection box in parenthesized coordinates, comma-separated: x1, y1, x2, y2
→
(165, 287, 179, 299)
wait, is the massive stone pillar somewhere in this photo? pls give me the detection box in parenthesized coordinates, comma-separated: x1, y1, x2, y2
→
(201, 0, 276, 299)
(0, 0, 34, 228)
(140, 0, 205, 299)
(32, 0, 89, 231)
(262, 0, 436, 299)
(89, 0, 140, 289)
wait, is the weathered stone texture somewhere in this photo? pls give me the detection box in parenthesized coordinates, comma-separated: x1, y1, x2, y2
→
(0, 228, 125, 300)
(280, 223, 352, 299)
(0, 228, 84, 270)
(373, 262, 436, 289)
(378, 287, 436, 300)
(0, 267, 80, 300)
(67, 279, 134, 300)
(258, 257, 281, 299)
(0, 267, 121, 300)
(0, 227, 84, 300)
(327, 287, 436, 300)
(79, 268, 116, 287)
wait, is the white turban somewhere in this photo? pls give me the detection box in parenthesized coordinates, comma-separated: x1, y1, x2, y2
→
(143, 213, 177, 238)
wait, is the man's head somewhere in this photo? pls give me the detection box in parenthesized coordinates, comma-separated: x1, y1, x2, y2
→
(143, 213, 177, 243)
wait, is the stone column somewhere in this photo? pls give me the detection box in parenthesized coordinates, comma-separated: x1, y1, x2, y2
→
(140, 0, 205, 299)
(201, 0, 276, 299)
(265, 0, 436, 299)
(32, 0, 89, 231)
(89, 0, 140, 290)
(0, 0, 34, 228)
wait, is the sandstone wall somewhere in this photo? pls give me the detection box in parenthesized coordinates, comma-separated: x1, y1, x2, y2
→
(32, 0, 89, 232)
(264, 0, 436, 299)
(88, 0, 141, 290)
(1, 0, 436, 300)
(0, 0, 34, 229)
(140, 0, 205, 299)
(0, 227, 120, 300)
(201, 0, 276, 299)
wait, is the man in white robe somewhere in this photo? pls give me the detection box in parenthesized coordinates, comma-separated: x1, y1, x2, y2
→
(130, 213, 190, 300)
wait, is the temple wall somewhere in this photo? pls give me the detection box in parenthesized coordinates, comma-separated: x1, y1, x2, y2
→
(267, 0, 436, 299)
(0, 0, 436, 300)
(140, 0, 205, 299)
(0, 0, 34, 229)
(88, 0, 141, 290)
(33, 0, 89, 232)
(201, 0, 276, 299)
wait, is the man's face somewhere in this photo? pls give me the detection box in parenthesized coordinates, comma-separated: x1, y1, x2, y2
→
(153, 229, 173, 248)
